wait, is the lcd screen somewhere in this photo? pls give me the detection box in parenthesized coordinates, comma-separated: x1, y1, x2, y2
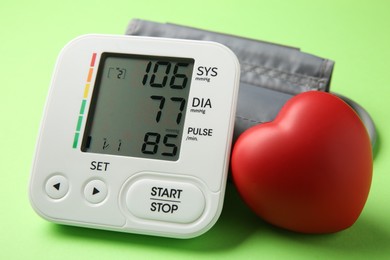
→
(82, 53, 194, 161)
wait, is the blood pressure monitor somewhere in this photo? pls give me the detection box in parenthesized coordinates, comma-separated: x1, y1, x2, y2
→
(29, 35, 240, 238)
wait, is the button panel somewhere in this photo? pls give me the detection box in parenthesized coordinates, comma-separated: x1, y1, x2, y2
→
(126, 178, 205, 224)
(45, 175, 69, 199)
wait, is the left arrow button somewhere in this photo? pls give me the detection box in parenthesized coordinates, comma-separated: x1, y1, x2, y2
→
(45, 175, 69, 199)
(53, 183, 61, 190)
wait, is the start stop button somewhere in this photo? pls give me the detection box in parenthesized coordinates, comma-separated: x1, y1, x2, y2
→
(126, 178, 205, 224)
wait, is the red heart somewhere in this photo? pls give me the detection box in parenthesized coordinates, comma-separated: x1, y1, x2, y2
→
(231, 91, 373, 233)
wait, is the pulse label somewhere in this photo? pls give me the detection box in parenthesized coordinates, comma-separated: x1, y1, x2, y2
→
(187, 127, 213, 136)
(185, 127, 214, 142)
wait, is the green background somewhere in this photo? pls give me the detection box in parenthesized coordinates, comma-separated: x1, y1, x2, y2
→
(1, 0, 389, 259)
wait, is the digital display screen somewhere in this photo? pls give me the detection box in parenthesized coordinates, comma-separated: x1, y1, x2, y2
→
(81, 53, 194, 161)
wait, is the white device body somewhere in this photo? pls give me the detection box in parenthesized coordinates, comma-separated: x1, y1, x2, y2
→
(29, 34, 240, 238)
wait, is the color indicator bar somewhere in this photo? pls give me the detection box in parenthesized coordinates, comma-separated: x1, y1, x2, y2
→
(73, 53, 97, 149)
(90, 53, 97, 67)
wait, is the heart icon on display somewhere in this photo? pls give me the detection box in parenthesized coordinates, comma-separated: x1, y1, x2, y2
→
(231, 91, 373, 233)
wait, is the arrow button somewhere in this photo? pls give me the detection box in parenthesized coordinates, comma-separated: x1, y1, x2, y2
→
(45, 175, 69, 200)
(84, 180, 107, 204)
(92, 187, 100, 195)
(53, 183, 61, 191)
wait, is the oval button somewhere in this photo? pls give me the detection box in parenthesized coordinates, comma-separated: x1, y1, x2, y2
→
(126, 179, 205, 224)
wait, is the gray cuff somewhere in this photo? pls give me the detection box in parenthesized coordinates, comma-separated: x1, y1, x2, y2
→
(125, 19, 335, 142)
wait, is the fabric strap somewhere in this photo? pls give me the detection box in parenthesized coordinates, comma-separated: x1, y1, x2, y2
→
(125, 19, 376, 149)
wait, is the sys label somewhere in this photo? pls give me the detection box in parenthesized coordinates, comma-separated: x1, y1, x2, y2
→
(195, 66, 218, 83)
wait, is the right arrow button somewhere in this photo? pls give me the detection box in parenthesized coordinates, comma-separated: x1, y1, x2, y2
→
(84, 180, 107, 204)
(92, 187, 100, 195)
